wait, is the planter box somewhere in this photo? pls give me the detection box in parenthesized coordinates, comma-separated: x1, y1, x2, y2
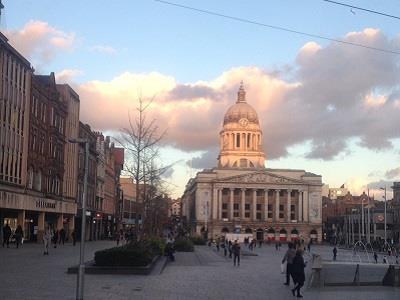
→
(67, 255, 160, 275)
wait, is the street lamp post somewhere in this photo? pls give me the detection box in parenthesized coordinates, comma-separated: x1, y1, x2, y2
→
(70, 138, 89, 300)
(380, 187, 387, 243)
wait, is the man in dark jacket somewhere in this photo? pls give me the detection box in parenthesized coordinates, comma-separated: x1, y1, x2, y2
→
(2, 223, 11, 248)
(232, 240, 241, 266)
(282, 242, 296, 285)
(14, 225, 23, 248)
(291, 249, 306, 298)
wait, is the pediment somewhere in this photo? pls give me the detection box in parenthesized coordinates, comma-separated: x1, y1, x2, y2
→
(216, 171, 306, 185)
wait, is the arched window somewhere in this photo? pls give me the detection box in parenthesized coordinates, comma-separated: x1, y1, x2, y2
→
(267, 228, 275, 234)
(291, 228, 299, 235)
(221, 227, 229, 233)
(280, 228, 287, 234)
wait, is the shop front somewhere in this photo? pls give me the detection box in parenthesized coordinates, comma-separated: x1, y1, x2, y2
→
(0, 190, 77, 243)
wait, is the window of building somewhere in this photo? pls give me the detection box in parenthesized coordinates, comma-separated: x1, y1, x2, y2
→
(236, 133, 240, 148)
(245, 203, 250, 210)
(233, 212, 239, 218)
(234, 203, 239, 210)
(256, 212, 262, 220)
(268, 212, 273, 219)
(279, 204, 284, 211)
(245, 212, 250, 218)
(279, 212, 284, 218)
(222, 203, 228, 210)
(256, 204, 261, 211)
(222, 212, 228, 219)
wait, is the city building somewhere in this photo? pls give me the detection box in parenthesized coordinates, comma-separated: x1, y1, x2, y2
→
(75, 122, 98, 240)
(169, 198, 181, 217)
(24, 73, 75, 241)
(120, 177, 141, 229)
(391, 182, 400, 244)
(0, 32, 33, 240)
(57, 83, 80, 239)
(181, 84, 323, 242)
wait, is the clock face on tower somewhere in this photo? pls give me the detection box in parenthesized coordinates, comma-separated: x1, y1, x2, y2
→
(239, 118, 249, 127)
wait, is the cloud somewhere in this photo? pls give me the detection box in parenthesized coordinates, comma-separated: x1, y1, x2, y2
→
(55, 69, 83, 83)
(75, 28, 400, 161)
(5, 20, 76, 67)
(385, 167, 400, 180)
(89, 45, 117, 55)
(188, 147, 220, 169)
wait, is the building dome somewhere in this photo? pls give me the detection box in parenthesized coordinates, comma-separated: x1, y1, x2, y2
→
(218, 83, 266, 169)
(223, 84, 259, 125)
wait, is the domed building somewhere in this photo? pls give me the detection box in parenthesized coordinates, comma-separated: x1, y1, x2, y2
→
(181, 84, 323, 243)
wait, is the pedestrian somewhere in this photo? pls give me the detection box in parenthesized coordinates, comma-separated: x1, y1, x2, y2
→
(291, 249, 306, 298)
(43, 227, 52, 255)
(307, 241, 311, 253)
(2, 223, 11, 248)
(228, 240, 233, 258)
(373, 251, 378, 263)
(232, 240, 241, 266)
(216, 238, 220, 252)
(223, 241, 227, 257)
(258, 239, 263, 248)
(282, 242, 297, 286)
(275, 242, 279, 251)
(14, 225, 23, 248)
(52, 229, 58, 248)
(383, 255, 387, 264)
(71, 230, 76, 246)
(59, 228, 66, 245)
(278, 242, 282, 250)
(333, 246, 337, 261)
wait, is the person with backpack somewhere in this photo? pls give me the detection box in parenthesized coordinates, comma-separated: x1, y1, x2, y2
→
(291, 249, 306, 298)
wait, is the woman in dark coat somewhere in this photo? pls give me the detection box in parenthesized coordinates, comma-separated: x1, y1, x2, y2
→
(15, 225, 23, 248)
(291, 249, 306, 298)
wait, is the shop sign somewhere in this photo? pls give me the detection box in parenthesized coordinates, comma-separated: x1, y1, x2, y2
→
(36, 200, 56, 209)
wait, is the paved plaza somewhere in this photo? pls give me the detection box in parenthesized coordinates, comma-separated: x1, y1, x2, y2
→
(0, 241, 399, 300)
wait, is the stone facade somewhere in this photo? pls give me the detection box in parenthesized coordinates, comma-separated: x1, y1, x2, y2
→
(182, 85, 323, 242)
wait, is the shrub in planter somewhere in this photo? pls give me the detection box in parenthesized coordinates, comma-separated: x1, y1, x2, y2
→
(190, 236, 206, 245)
(174, 237, 194, 252)
(145, 237, 166, 255)
(94, 242, 156, 267)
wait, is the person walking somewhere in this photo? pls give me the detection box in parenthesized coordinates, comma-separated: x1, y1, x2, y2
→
(333, 246, 337, 261)
(52, 229, 58, 249)
(275, 242, 279, 251)
(291, 249, 306, 298)
(374, 252, 378, 264)
(282, 242, 296, 286)
(232, 240, 241, 266)
(228, 240, 233, 258)
(71, 230, 76, 246)
(383, 255, 388, 264)
(59, 228, 66, 245)
(2, 223, 12, 248)
(307, 241, 311, 253)
(43, 227, 52, 255)
(14, 225, 23, 248)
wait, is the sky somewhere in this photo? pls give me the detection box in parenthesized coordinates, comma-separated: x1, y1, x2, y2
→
(3, 0, 400, 199)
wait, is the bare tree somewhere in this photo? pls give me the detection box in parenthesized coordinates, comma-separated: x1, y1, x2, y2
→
(117, 96, 169, 237)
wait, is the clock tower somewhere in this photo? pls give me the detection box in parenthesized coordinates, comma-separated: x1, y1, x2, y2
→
(218, 83, 266, 168)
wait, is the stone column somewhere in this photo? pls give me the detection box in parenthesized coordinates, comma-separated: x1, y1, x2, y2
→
(17, 210, 25, 227)
(241, 188, 246, 219)
(264, 189, 269, 221)
(38, 212, 45, 242)
(218, 189, 223, 219)
(303, 190, 309, 222)
(57, 213, 64, 230)
(275, 190, 280, 221)
(298, 190, 303, 222)
(286, 190, 291, 222)
(229, 188, 234, 220)
(252, 189, 257, 221)
(212, 188, 218, 220)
